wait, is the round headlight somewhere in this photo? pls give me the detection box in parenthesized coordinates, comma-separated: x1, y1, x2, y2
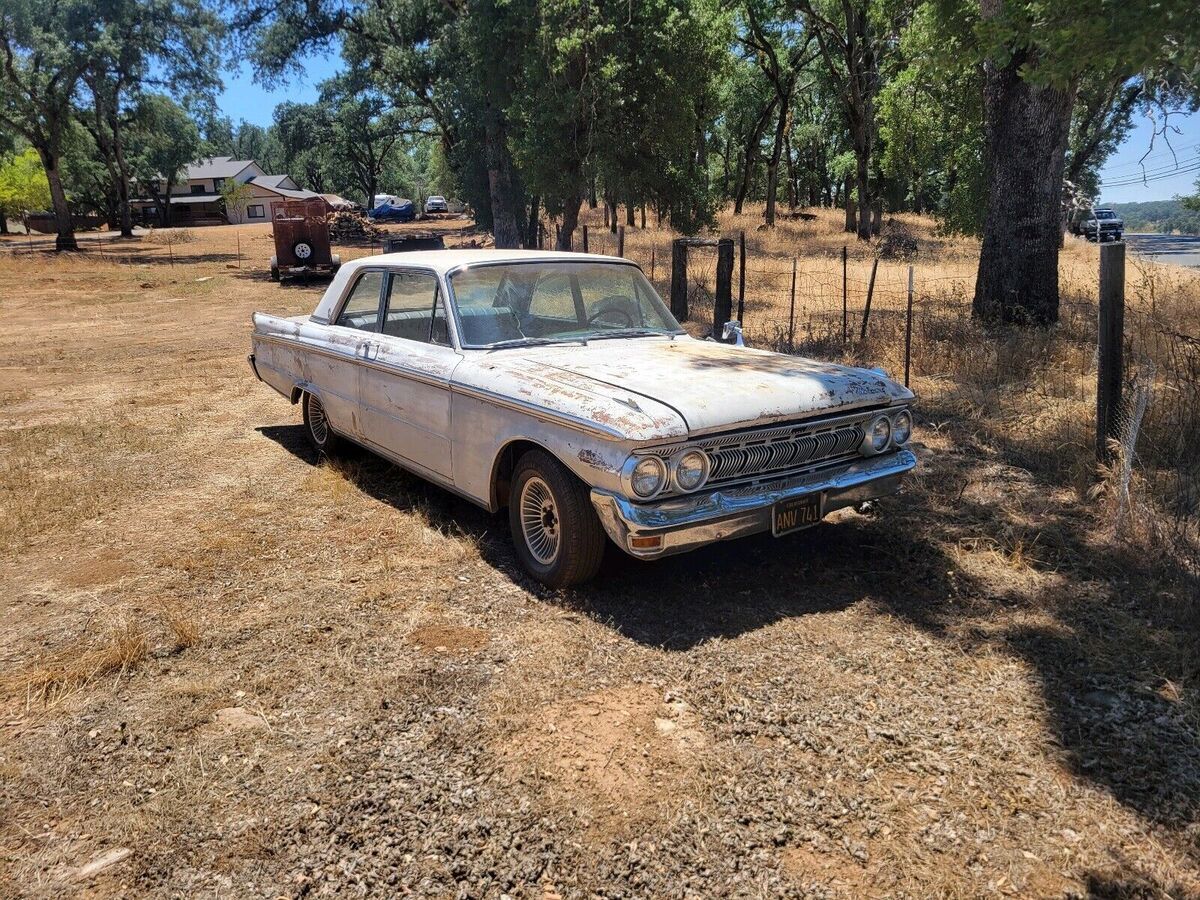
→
(630, 456, 667, 498)
(673, 449, 709, 492)
(891, 409, 912, 445)
(864, 415, 892, 454)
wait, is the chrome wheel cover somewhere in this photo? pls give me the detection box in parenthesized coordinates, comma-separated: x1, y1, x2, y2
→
(307, 395, 329, 445)
(519, 476, 561, 566)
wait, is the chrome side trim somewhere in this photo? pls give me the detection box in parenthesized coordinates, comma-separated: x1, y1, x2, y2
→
(448, 383, 627, 440)
(252, 333, 451, 390)
(256, 332, 624, 440)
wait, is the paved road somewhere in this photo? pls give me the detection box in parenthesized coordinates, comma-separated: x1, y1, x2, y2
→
(1124, 232, 1200, 268)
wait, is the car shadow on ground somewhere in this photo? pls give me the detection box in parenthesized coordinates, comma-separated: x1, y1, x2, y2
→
(256, 420, 1200, 831)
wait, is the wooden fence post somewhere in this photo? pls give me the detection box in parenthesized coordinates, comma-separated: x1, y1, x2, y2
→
(670, 238, 689, 321)
(650, 245, 656, 280)
(860, 257, 879, 340)
(737, 231, 746, 321)
(788, 256, 797, 351)
(713, 238, 734, 335)
(617, 225, 625, 258)
(841, 245, 848, 344)
(904, 265, 914, 387)
(582, 224, 589, 253)
(1097, 241, 1126, 465)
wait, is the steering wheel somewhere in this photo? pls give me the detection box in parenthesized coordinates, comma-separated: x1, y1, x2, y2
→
(587, 296, 635, 327)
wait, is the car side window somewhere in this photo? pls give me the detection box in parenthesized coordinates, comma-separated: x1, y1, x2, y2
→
(334, 271, 384, 331)
(381, 271, 448, 345)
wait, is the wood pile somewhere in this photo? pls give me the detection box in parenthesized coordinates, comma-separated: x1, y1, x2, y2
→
(327, 210, 384, 243)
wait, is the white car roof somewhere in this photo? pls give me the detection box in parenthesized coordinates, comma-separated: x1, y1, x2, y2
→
(310, 249, 634, 323)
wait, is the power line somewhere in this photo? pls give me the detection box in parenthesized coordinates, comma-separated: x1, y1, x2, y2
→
(1100, 152, 1200, 183)
(1098, 141, 1200, 175)
(1100, 158, 1200, 188)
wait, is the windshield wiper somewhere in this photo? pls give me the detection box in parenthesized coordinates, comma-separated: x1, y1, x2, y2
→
(587, 328, 675, 341)
(485, 336, 587, 350)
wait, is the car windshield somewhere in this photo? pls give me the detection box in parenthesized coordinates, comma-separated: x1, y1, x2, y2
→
(1095, 210, 1116, 220)
(448, 261, 684, 348)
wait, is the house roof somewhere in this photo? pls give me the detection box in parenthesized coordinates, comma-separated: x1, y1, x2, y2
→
(186, 157, 256, 180)
(249, 175, 320, 201)
(250, 174, 291, 189)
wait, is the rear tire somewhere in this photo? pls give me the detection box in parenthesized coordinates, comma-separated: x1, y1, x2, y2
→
(302, 391, 342, 456)
(509, 450, 606, 587)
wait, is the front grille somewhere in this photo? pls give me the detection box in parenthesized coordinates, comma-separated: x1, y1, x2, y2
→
(702, 419, 865, 484)
(639, 408, 889, 494)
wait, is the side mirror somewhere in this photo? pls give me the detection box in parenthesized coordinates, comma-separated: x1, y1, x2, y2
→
(721, 320, 746, 347)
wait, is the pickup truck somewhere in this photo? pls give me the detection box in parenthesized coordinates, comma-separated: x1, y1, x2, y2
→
(1071, 207, 1124, 242)
(248, 250, 917, 586)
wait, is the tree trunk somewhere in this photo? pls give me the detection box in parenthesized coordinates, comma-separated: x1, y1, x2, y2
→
(735, 98, 777, 215)
(625, 197, 635, 227)
(557, 192, 582, 250)
(973, 50, 1076, 326)
(484, 112, 521, 249)
(0, 211, 8, 235)
(525, 194, 540, 248)
(764, 99, 788, 227)
(844, 178, 856, 233)
(588, 177, 597, 209)
(854, 149, 871, 240)
(38, 148, 78, 251)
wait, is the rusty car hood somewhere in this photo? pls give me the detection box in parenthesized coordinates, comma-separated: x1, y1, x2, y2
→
(459, 336, 912, 439)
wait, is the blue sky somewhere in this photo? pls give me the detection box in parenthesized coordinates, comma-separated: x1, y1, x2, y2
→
(1096, 111, 1200, 204)
(217, 57, 1199, 205)
(216, 56, 340, 125)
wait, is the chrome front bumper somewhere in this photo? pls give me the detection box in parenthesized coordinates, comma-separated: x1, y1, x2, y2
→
(590, 450, 917, 558)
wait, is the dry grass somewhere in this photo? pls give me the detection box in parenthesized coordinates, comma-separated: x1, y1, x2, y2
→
(9, 613, 148, 704)
(1, 214, 1198, 897)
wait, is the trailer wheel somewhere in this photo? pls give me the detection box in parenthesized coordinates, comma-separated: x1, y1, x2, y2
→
(270, 264, 280, 282)
(293, 241, 313, 260)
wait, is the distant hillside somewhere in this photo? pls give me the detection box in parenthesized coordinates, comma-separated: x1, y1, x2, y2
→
(1107, 200, 1200, 235)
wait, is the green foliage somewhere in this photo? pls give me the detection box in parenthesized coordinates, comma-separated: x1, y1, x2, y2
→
(877, 4, 984, 232)
(0, 148, 51, 214)
(219, 179, 254, 223)
(1182, 177, 1200, 215)
(1111, 199, 1200, 235)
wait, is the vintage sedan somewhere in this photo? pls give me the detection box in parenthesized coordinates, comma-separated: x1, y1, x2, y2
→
(249, 250, 916, 586)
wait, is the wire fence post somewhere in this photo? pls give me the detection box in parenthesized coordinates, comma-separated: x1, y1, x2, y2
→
(841, 245, 848, 344)
(737, 230, 746, 322)
(788, 256, 797, 352)
(904, 265, 914, 387)
(670, 238, 688, 321)
(860, 257, 879, 340)
(713, 238, 734, 335)
(582, 224, 589, 253)
(167, 233, 174, 267)
(1097, 241, 1125, 465)
(237, 229, 242, 268)
(650, 245, 656, 280)
(617, 225, 625, 258)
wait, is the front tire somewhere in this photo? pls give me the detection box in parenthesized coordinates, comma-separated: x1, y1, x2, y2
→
(509, 450, 606, 587)
(302, 391, 342, 456)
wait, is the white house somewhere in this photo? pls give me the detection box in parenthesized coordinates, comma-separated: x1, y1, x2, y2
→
(132, 157, 326, 225)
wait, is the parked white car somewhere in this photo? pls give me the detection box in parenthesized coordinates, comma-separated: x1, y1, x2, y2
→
(424, 195, 449, 213)
(249, 250, 916, 586)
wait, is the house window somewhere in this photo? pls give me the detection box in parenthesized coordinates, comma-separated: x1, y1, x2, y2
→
(214, 177, 225, 190)
(247, 204, 265, 219)
(190, 184, 205, 195)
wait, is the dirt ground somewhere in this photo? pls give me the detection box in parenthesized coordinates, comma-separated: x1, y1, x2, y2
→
(1, 216, 1198, 898)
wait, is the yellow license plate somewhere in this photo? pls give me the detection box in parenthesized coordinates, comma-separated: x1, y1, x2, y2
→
(772, 494, 824, 536)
